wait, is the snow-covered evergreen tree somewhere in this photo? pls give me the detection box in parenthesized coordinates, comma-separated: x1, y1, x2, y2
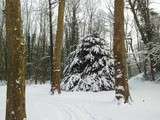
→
(61, 33, 114, 92)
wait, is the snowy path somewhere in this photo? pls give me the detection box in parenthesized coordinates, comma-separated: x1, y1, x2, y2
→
(26, 85, 115, 120)
(1, 76, 160, 120)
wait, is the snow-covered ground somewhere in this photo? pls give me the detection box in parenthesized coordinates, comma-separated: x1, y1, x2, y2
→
(0, 74, 160, 120)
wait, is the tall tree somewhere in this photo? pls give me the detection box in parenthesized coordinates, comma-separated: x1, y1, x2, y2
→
(128, 0, 156, 80)
(51, 0, 65, 94)
(48, 0, 57, 85)
(0, 0, 5, 80)
(48, 0, 54, 85)
(70, 2, 79, 52)
(22, 0, 33, 81)
(68, 0, 80, 53)
(63, 0, 80, 74)
(5, 0, 26, 119)
(113, 0, 130, 103)
(85, 0, 98, 34)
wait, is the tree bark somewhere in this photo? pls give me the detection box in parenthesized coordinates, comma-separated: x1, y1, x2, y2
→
(48, 0, 54, 85)
(51, 0, 65, 94)
(113, 0, 130, 103)
(5, 0, 26, 119)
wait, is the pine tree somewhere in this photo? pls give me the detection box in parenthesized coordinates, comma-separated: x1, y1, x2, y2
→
(5, 0, 26, 119)
(61, 33, 114, 92)
(51, 0, 65, 94)
(113, 0, 130, 103)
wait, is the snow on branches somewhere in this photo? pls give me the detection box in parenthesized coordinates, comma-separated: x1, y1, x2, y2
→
(61, 33, 114, 92)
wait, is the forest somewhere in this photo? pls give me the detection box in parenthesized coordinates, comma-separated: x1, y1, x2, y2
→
(0, 0, 160, 120)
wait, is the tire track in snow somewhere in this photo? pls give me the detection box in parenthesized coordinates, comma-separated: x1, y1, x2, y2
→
(60, 103, 97, 120)
(56, 104, 73, 120)
(29, 102, 65, 120)
(76, 104, 114, 120)
(57, 103, 83, 120)
(44, 101, 81, 120)
(74, 104, 98, 120)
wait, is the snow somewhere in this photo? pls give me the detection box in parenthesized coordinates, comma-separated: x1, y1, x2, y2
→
(115, 86, 124, 91)
(1, 74, 160, 120)
(11, 111, 15, 115)
(116, 73, 123, 78)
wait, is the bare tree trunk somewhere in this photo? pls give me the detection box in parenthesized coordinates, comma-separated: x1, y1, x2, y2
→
(0, 0, 5, 80)
(128, 0, 148, 77)
(5, 0, 26, 119)
(129, 38, 142, 73)
(51, 0, 65, 94)
(128, 0, 155, 81)
(48, 0, 54, 85)
(24, 0, 32, 80)
(113, 0, 130, 103)
(150, 53, 155, 81)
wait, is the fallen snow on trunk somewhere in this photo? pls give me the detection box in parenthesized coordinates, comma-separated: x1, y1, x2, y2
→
(0, 75, 160, 120)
